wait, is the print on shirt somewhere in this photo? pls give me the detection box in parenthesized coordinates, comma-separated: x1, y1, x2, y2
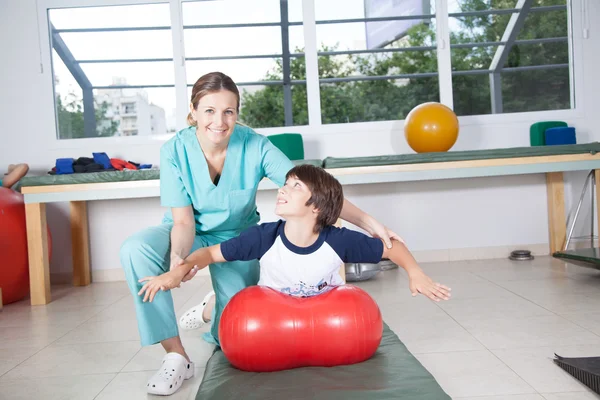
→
(280, 279, 330, 297)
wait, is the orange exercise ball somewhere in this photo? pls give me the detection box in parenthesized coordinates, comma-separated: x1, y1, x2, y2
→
(404, 102, 459, 153)
(0, 188, 52, 305)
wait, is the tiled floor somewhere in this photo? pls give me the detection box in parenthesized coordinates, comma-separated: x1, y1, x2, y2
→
(1, 256, 600, 399)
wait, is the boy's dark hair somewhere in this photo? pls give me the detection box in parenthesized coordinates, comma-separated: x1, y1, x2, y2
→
(285, 164, 344, 233)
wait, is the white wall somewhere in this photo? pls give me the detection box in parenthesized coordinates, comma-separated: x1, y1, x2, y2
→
(1, 0, 599, 280)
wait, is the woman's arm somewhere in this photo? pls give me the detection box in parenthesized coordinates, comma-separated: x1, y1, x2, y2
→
(169, 206, 196, 269)
(339, 198, 403, 249)
(258, 134, 401, 249)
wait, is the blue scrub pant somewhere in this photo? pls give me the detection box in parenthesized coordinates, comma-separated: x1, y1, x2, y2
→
(120, 223, 259, 347)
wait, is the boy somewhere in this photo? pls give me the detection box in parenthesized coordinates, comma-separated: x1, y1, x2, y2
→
(138, 165, 451, 303)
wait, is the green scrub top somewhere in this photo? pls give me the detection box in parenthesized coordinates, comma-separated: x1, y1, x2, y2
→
(160, 124, 294, 235)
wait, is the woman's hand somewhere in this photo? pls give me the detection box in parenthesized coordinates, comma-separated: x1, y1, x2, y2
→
(363, 216, 404, 249)
(181, 265, 200, 282)
(339, 199, 403, 249)
(170, 253, 198, 283)
(170, 253, 183, 269)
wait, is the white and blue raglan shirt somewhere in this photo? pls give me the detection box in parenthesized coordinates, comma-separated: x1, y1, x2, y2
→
(220, 220, 384, 297)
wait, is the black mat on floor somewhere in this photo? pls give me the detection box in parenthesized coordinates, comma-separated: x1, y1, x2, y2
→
(552, 248, 600, 270)
(554, 354, 600, 394)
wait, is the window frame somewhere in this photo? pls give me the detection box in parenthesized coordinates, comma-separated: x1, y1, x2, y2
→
(37, 0, 585, 148)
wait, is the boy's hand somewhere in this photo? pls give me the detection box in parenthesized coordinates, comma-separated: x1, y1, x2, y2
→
(138, 270, 185, 303)
(407, 270, 451, 302)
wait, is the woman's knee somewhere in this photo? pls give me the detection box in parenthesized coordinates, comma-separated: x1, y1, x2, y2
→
(120, 233, 141, 261)
(120, 228, 167, 275)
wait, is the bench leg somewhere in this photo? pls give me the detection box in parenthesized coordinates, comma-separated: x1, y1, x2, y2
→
(595, 170, 600, 248)
(546, 172, 566, 254)
(25, 203, 51, 305)
(71, 201, 91, 286)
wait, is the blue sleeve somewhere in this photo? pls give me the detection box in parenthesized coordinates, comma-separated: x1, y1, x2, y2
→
(259, 135, 294, 187)
(326, 227, 384, 264)
(220, 221, 282, 261)
(160, 143, 192, 208)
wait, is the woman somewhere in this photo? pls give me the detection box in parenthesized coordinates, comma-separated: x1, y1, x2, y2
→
(120, 72, 399, 396)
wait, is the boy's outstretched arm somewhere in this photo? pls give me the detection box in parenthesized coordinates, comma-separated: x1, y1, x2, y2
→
(138, 244, 225, 302)
(178, 244, 226, 276)
(381, 239, 451, 302)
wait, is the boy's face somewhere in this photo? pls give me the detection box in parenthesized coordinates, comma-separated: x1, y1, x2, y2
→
(275, 176, 317, 219)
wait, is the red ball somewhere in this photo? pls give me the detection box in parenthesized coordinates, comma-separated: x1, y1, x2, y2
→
(0, 188, 52, 305)
(219, 285, 383, 372)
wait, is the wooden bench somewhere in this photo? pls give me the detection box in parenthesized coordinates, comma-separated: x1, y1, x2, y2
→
(21, 152, 600, 305)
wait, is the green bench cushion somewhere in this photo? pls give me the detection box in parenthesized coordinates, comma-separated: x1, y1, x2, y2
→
(195, 322, 451, 400)
(19, 143, 600, 188)
(18, 160, 323, 187)
(19, 169, 160, 187)
(323, 142, 600, 169)
(295, 159, 323, 167)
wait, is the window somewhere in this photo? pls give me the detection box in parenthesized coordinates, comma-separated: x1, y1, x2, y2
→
(40, 0, 577, 139)
(48, 3, 176, 139)
(182, 0, 308, 128)
(122, 103, 137, 115)
(314, 0, 438, 123)
(449, 0, 571, 116)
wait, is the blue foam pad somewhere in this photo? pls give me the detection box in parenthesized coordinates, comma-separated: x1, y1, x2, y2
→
(55, 158, 74, 175)
(545, 126, 576, 146)
(93, 152, 112, 170)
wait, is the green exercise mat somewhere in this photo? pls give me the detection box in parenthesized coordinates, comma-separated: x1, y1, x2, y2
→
(195, 322, 450, 400)
(323, 142, 600, 169)
(268, 133, 305, 160)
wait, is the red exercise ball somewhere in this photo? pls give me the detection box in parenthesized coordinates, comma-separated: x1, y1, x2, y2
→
(219, 285, 383, 372)
(0, 188, 52, 305)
